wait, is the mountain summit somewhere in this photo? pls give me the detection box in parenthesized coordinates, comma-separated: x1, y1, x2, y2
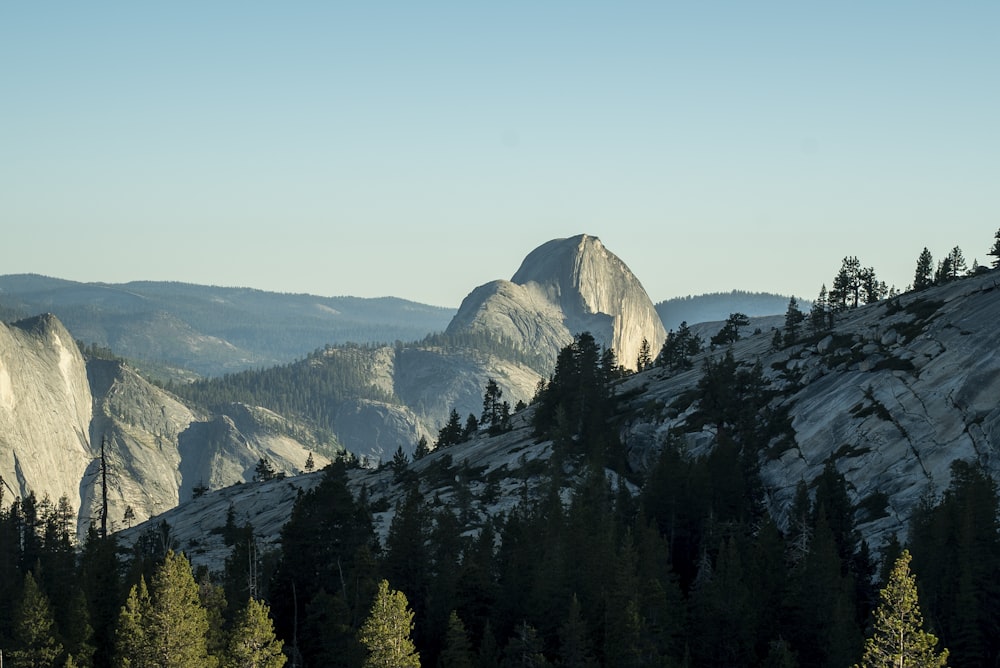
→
(447, 234, 667, 369)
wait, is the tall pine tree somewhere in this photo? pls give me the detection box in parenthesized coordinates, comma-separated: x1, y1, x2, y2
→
(855, 550, 947, 668)
(358, 579, 421, 668)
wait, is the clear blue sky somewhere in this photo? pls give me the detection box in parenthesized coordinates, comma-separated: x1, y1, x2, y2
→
(3, 2, 997, 308)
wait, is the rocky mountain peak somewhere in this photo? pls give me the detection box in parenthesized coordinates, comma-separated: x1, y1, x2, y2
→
(449, 235, 666, 370)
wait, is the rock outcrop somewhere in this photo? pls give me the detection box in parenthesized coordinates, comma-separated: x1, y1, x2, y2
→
(620, 270, 1000, 547)
(448, 235, 667, 370)
(1, 318, 333, 537)
(0, 314, 93, 518)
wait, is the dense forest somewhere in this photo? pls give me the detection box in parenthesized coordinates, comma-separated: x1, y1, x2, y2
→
(2, 231, 999, 666)
(165, 329, 551, 442)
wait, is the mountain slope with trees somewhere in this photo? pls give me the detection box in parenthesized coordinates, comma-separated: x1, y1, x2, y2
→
(4, 229, 1000, 666)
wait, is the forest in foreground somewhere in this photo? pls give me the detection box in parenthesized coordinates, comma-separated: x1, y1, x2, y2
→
(4, 231, 1000, 667)
(1, 329, 995, 667)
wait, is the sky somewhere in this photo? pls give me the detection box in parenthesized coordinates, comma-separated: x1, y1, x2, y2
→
(2, 2, 998, 308)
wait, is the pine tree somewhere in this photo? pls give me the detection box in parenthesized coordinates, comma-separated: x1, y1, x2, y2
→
(10, 571, 65, 668)
(119, 551, 215, 668)
(855, 550, 948, 668)
(116, 578, 153, 668)
(439, 611, 474, 668)
(436, 409, 464, 448)
(413, 436, 430, 460)
(783, 297, 805, 346)
(225, 598, 286, 668)
(481, 378, 504, 432)
(830, 256, 863, 310)
(391, 446, 409, 475)
(913, 248, 934, 291)
(657, 321, 702, 371)
(253, 458, 276, 482)
(809, 285, 830, 334)
(710, 313, 750, 346)
(988, 228, 1000, 269)
(358, 579, 421, 668)
(558, 594, 593, 668)
(502, 621, 549, 667)
(946, 246, 967, 280)
(304, 452, 315, 473)
(636, 338, 652, 372)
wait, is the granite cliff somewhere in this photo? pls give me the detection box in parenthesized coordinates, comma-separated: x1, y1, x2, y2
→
(0, 317, 332, 536)
(447, 234, 667, 370)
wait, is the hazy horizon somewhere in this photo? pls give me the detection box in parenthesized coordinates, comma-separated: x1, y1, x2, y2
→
(3, 3, 997, 307)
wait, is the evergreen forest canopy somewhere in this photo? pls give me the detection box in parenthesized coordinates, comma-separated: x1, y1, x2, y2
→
(163, 328, 551, 446)
(2, 229, 1000, 667)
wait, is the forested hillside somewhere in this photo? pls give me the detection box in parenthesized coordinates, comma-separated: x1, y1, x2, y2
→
(1, 327, 986, 666)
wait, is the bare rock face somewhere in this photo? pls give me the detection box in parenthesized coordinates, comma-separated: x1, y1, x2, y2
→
(393, 345, 543, 436)
(449, 235, 667, 370)
(332, 397, 432, 465)
(1, 319, 331, 537)
(87, 358, 331, 534)
(0, 315, 93, 517)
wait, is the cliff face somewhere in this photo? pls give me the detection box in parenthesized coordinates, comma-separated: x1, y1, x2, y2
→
(0, 321, 331, 536)
(0, 315, 93, 516)
(449, 235, 667, 370)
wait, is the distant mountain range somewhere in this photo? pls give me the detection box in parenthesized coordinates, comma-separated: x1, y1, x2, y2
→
(1, 275, 796, 381)
(0, 275, 455, 378)
(656, 290, 807, 332)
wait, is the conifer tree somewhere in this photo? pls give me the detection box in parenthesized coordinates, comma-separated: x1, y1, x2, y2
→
(147, 551, 214, 667)
(913, 248, 934, 291)
(358, 579, 421, 668)
(391, 446, 409, 475)
(783, 297, 805, 346)
(10, 571, 64, 668)
(413, 436, 430, 460)
(945, 246, 967, 280)
(253, 458, 276, 482)
(116, 577, 153, 668)
(810, 284, 830, 333)
(710, 312, 750, 346)
(481, 378, 504, 432)
(989, 228, 1000, 269)
(225, 598, 286, 668)
(502, 621, 548, 667)
(657, 321, 702, 371)
(436, 409, 464, 448)
(855, 550, 948, 668)
(558, 594, 593, 668)
(636, 338, 652, 372)
(118, 551, 214, 668)
(439, 611, 474, 668)
(463, 414, 479, 440)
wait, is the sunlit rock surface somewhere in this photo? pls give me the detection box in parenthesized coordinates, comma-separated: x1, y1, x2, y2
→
(449, 234, 667, 370)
